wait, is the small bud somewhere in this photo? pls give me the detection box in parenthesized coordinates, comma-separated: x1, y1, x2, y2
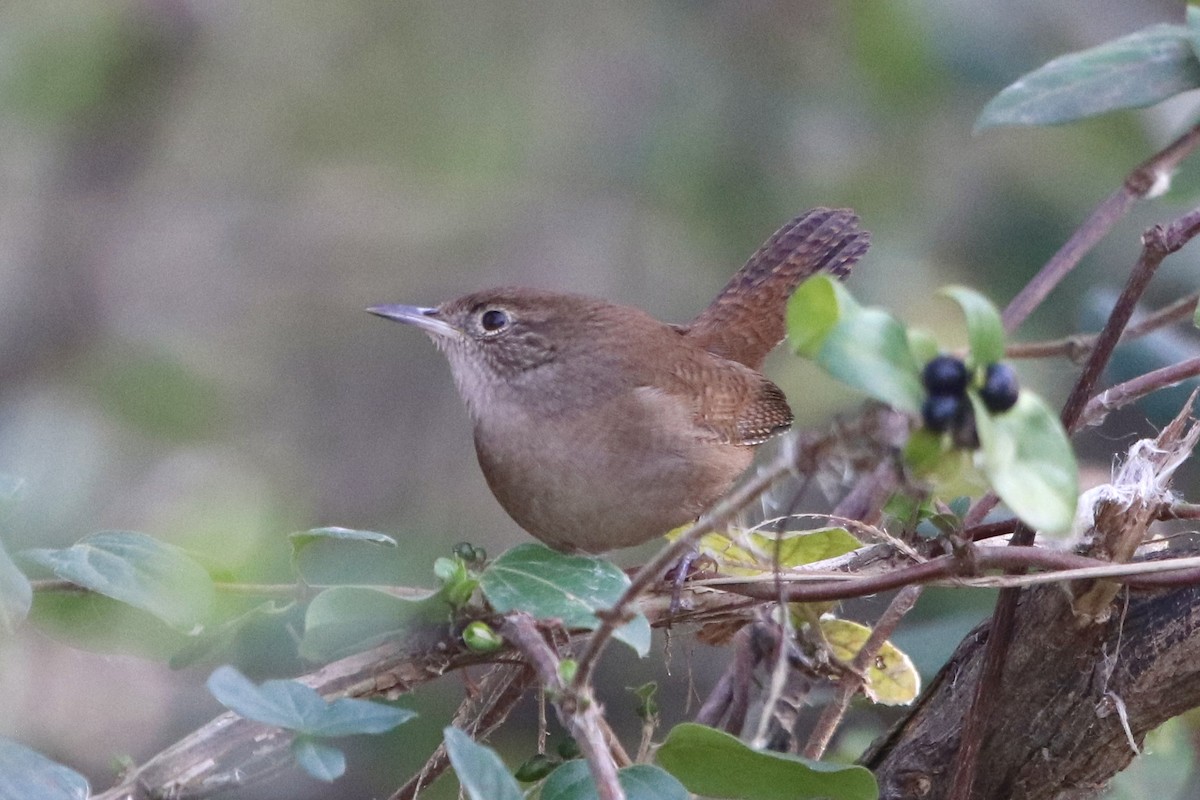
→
(453, 542, 481, 562)
(556, 737, 582, 760)
(514, 753, 558, 782)
(462, 620, 503, 653)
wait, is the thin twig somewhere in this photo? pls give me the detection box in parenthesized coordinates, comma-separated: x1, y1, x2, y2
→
(389, 663, 535, 800)
(1007, 292, 1199, 361)
(1063, 207, 1200, 433)
(950, 194, 1200, 800)
(500, 614, 625, 800)
(1002, 121, 1200, 333)
(803, 585, 922, 759)
(705, 547, 1200, 601)
(1078, 355, 1200, 429)
(572, 450, 796, 692)
(753, 480, 812, 748)
(962, 491, 1000, 532)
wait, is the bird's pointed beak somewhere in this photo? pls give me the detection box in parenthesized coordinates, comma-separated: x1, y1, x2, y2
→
(367, 304, 463, 339)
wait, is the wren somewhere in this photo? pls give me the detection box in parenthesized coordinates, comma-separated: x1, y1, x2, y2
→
(370, 208, 870, 553)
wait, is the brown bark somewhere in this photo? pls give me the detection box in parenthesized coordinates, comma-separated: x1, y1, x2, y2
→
(864, 579, 1200, 799)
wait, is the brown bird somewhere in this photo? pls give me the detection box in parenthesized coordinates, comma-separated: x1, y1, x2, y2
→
(370, 208, 869, 553)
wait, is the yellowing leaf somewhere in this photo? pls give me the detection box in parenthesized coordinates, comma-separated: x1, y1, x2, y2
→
(671, 528, 862, 577)
(748, 528, 862, 567)
(819, 618, 920, 706)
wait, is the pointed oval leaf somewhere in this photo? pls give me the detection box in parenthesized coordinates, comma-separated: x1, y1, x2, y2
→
(300, 586, 443, 663)
(656, 723, 877, 800)
(0, 538, 31, 635)
(787, 275, 855, 358)
(817, 308, 924, 413)
(819, 618, 921, 705)
(0, 737, 89, 800)
(939, 286, 1005, 369)
(170, 600, 293, 669)
(307, 697, 415, 737)
(208, 665, 414, 737)
(749, 528, 863, 568)
(22, 531, 214, 630)
(976, 24, 1200, 131)
(29, 590, 190, 659)
(906, 328, 940, 371)
(292, 736, 345, 783)
(480, 544, 651, 656)
(444, 726, 523, 800)
(207, 665, 310, 729)
(971, 392, 1079, 536)
(542, 760, 689, 800)
(289, 526, 397, 553)
(692, 528, 862, 577)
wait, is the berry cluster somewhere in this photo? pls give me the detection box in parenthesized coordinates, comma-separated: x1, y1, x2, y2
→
(921, 355, 1019, 446)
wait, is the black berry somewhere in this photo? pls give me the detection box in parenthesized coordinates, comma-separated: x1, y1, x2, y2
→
(922, 355, 969, 396)
(922, 393, 963, 433)
(980, 363, 1019, 413)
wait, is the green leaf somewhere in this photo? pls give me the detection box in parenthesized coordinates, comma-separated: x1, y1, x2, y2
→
(817, 308, 925, 413)
(207, 665, 415, 736)
(28, 590, 190, 659)
(207, 664, 319, 729)
(0, 737, 89, 800)
(787, 275, 854, 358)
(976, 24, 1200, 131)
(462, 620, 504, 653)
(22, 531, 214, 630)
(906, 328, 940, 368)
(0, 538, 31, 635)
(939, 286, 1005, 369)
(686, 527, 861, 576)
(971, 392, 1079, 536)
(789, 278, 923, 412)
(434, 556, 481, 608)
(480, 544, 651, 657)
(289, 526, 397, 554)
(656, 723, 877, 800)
(299, 586, 444, 662)
(618, 764, 690, 800)
(629, 681, 659, 720)
(444, 726, 523, 800)
(541, 760, 689, 800)
(169, 600, 294, 669)
(292, 736, 346, 782)
(819, 619, 921, 705)
(749, 528, 862, 568)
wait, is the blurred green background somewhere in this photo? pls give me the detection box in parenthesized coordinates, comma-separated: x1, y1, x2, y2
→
(2, 1, 1199, 798)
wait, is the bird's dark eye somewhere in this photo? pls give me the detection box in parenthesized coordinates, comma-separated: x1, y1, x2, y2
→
(480, 308, 509, 332)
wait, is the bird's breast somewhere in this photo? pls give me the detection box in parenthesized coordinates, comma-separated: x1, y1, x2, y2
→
(471, 386, 753, 552)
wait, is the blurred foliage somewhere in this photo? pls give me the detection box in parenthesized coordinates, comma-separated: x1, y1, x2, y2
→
(1, 1, 1198, 798)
